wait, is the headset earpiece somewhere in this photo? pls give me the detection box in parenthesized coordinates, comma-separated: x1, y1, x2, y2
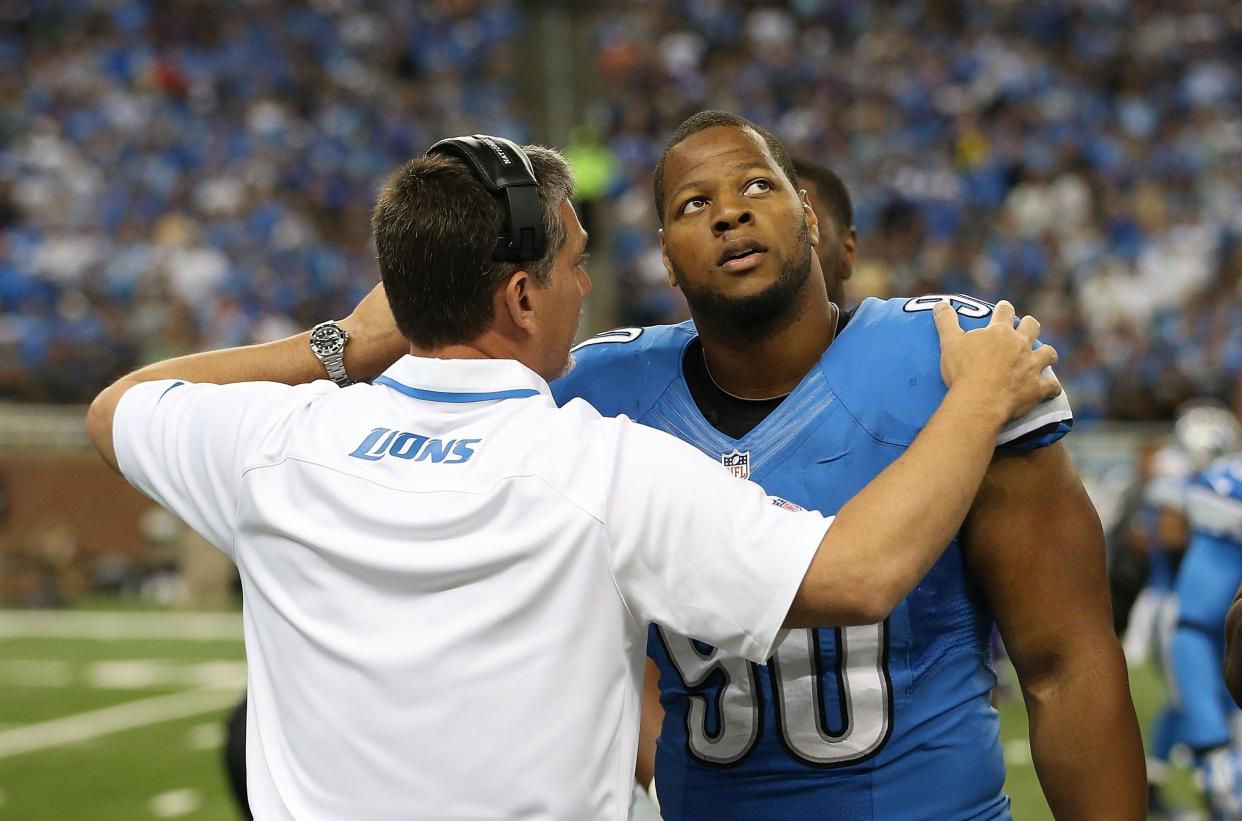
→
(426, 135, 546, 263)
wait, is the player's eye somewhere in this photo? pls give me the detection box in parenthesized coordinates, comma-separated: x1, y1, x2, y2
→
(743, 179, 773, 196)
(680, 197, 708, 215)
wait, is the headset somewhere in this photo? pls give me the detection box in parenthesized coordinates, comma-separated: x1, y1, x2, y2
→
(426, 134, 545, 263)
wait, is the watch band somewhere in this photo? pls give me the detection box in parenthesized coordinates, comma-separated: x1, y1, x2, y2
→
(321, 350, 352, 387)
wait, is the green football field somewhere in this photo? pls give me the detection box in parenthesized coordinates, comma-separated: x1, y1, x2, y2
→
(0, 607, 1205, 820)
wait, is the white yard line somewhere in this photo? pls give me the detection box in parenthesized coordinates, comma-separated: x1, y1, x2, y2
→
(0, 610, 242, 641)
(149, 788, 203, 818)
(0, 659, 246, 690)
(0, 688, 241, 759)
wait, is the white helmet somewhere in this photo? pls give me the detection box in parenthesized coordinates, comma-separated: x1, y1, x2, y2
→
(1174, 400, 1242, 471)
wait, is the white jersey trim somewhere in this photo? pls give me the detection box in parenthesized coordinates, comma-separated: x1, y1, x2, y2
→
(1187, 485, 1242, 540)
(996, 386, 1073, 447)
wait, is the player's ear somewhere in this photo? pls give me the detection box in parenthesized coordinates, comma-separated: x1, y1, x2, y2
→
(500, 269, 538, 335)
(842, 227, 857, 280)
(801, 190, 821, 248)
(659, 228, 679, 288)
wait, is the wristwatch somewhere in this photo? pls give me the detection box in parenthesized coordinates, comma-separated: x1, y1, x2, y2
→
(309, 321, 353, 387)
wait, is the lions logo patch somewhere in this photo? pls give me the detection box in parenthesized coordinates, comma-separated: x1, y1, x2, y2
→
(721, 449, 750, 480)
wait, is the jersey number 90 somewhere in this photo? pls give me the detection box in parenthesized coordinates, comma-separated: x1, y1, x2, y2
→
(655, 623, 892, 768)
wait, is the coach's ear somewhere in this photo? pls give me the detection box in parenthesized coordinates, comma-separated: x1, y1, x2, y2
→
(499, 268, 539, 337)
(659, 229, 678, 289)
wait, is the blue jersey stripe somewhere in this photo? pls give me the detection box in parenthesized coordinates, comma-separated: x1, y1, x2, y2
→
(374, 375, 538, 403)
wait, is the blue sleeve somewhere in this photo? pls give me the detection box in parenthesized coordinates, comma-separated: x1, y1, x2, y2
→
(551, 327, 649, 414)
(551, 325, 687, 419)
(934, 298, 1073, 452)
(1171, 531, 1242, 750)
(832, 296, 1073, 452)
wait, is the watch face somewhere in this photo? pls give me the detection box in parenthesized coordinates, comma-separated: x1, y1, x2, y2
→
(310, 324, 346, 357)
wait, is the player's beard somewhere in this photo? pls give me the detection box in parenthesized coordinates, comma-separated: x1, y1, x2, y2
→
(673, 220, 814, 343)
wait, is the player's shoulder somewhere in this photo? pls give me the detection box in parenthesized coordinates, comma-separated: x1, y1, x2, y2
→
(1188, 454, 1242, 541)
(825, 294, 1072, 450)
(1196, 454, 1242, 503)
(551, 322, 695, 419)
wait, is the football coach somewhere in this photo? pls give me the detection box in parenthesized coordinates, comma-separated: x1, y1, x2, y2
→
(88, 136, 1059, 820)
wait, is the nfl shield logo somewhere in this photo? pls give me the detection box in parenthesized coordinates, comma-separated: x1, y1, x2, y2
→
(721, 449, 751, 480)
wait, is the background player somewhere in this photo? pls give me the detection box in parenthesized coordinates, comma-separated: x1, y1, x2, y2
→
(1167, 418, 1242, 818)
(1132, 403, 1242, 814)
(790, 157, 856, 309)
(553, 111, 1145, 819)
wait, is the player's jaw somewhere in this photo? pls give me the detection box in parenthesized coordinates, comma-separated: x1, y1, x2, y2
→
(669, 220, 814, 340)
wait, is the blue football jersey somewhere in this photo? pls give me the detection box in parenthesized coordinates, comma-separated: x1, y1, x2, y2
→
(1171, 454, 1242, 751)
(552, 295, 1073, 821)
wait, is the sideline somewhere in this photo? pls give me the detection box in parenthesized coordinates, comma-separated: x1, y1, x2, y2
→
(0, 610, 242, 641)
(0, 688, 241, 759)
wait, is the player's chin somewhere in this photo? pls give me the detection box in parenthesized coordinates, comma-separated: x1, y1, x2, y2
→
(712, 266, 784, 297)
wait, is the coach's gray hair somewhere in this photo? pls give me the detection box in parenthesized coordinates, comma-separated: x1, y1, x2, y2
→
(372, 144, 576, 349)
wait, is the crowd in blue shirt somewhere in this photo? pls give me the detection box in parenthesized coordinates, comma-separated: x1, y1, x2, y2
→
(0, 0, 523, 402)
(590, 0, 1242, 421)
(1, 0, 1240, 421)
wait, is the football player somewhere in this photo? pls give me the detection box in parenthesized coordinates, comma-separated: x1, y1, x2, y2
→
(552, 111, 1145, 819)
(1133, 404, 1240, 814)
(789, 157, 855, 309)
(1167, 408, 1242, 819)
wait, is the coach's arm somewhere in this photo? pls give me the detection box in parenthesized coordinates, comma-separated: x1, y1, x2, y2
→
(962, 445, 1146, 820)
(88, 286, 407, 470)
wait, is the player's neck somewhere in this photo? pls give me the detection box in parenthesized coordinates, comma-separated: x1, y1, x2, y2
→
(695, 294, 839, 400)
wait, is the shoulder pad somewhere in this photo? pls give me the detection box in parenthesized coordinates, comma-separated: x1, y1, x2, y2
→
(1187, 455, 1242, 540)
(825, 295, 1073, 449)
(551, 323, 695, 420)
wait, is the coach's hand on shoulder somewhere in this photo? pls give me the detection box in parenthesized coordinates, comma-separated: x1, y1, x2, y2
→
(788, 300, 1061, 628)
(340, 283, 410, 381)
(934, 299, 1060, 425)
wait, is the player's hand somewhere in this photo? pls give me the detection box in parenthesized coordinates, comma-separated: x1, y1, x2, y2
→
(934, 299, 1061, 425)
(339, 283, 408, 381)
(1201, 747, 1242, 820)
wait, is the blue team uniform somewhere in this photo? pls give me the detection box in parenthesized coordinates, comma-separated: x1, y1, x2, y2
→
(552, 296, 1072, 820)
(1170, 454, 1242, 753)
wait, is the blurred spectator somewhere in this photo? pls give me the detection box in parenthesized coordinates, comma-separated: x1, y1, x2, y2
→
(590, 0, 1242, 420)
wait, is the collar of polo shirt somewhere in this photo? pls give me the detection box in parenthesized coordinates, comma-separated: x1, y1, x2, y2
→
(374, 354, 554, 405)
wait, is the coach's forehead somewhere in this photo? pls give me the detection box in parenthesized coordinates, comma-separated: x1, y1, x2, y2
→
(664, 126, 781, 201)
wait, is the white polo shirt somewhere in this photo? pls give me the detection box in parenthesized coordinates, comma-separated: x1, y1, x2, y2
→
(114, 355, 829, 821)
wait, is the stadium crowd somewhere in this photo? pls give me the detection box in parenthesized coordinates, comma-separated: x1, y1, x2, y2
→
(2, 0, 1241, 422)
(594, 0, 1242, 421)
(0, 0, 523, 402)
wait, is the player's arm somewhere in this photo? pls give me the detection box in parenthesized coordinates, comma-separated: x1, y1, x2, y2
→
(88, 284, 406, 470)
(785, 302, 1062, 625)
(635, 657, 662, 790)
(961, 444, 1146, 820)
(1225, 583, 1242, 706)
